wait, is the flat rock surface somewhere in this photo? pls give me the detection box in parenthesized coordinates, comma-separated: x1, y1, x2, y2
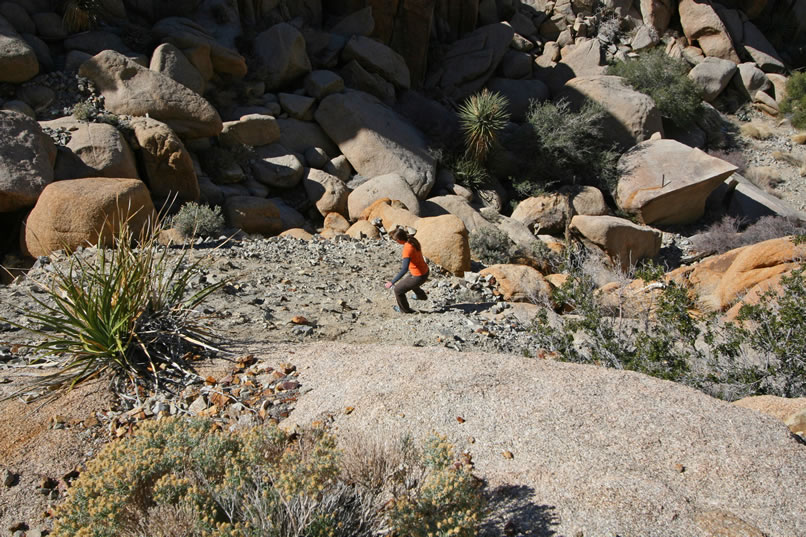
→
(274, 342, 806, 537)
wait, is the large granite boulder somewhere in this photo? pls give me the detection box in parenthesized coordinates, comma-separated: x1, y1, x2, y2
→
(219, 114, 281, 147)
(152, 17, 247, 79)
(341, 35, 410, 88)
(415, 214, 471, 276)
(426, 22, 514, 102)
(42, 117, 138, 181)
(223, 196, 284, 235)
(315, 90, 436, 199)
(511, 193, 570, 235)
(79, 50, 223, 139)
(679, 237, 806, 311)
(569, 215, 662, 271)
(555, 75, 664, 150)
(0, 110, 55, 212)
(250, 144, 305, 189)
(679, 0, 741, 63)
(255, 22, 312, 90)
(280, 343, 806, 537)
(276, 118, 340, 158)
(21, 178, 155, 257)
(616, 139, 738, 225)
(640, 0, 674, 33)
(303, 168, 349, 217)
(688, 57, 737, 102)
(347, 172, 420, 220)
(541, 38, 607, 94)
(149, 42, 205, 94)
(130, 117, 199, 202)
(0, 14, 38, 83)
(479, 263, 552, 302)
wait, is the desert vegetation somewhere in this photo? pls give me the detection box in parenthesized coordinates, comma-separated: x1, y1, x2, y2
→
(0, 216, 224, 399)
(52, 419, 484, 537)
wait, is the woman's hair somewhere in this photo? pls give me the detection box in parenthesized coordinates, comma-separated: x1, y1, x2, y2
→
(391, 227, 421, 251)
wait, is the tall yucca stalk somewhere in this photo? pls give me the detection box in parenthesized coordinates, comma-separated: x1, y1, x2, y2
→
(457, 89, 511, 162)
(2, 211, 225, 399)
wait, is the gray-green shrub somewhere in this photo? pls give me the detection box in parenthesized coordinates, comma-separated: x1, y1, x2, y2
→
(509, 99, 620, 196)
(170, 202, 225, 238)
(607, 48, 702, 128)
(52, 418, 485, 537)
(780, 71, 806, 129)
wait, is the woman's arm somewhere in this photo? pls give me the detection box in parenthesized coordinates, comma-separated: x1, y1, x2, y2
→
(387, 257, 410, 287)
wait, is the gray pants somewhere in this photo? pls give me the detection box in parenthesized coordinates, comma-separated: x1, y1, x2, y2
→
(394, 274, 428, 313)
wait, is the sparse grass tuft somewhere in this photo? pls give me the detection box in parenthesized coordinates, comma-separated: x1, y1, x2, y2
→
(690, 215, 806, 255)
(740, 122, 773, 140)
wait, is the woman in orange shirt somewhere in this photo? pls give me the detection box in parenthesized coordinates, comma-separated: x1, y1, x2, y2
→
(384, 227, 429, 313)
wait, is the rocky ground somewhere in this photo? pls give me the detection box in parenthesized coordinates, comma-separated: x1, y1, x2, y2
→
(2, 103, 806, 537)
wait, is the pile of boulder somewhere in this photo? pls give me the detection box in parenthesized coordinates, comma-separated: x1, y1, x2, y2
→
(1, 0, 806, 302)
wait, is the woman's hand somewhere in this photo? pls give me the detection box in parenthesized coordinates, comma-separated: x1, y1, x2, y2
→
(384, 281, 393, 289)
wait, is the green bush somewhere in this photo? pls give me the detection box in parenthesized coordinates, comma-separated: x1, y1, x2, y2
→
(170, 202, 226, 239)
(607, 48, 702, 128)
(1, 215, 224, 397)
(733, 266, 806, 397)
(52, 418, 485, 537)
(457, 89, 511, 162)
(510, 99, 620, 196)
(469, 227, 516, 265)
(534, 258, 696, 382)
(780, 71, 806, 129)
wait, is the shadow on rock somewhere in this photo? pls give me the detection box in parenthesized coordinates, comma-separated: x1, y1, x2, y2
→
(482, 485, 559, 537)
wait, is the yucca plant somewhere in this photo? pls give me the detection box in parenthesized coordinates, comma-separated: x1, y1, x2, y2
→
(62, 0, 105, 32)
(457, 89, 511, 162)
(1, 212, 225, 399)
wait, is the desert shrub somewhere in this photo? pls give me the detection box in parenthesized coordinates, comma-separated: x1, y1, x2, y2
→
(170, 202, 225, 238)
(510, 99, 620, 196)
(732, 265, 806, 397)
(470, 227, 514, 265)
(607, 48, 702, 128)
(690, 215, 806, 255)
(534, 257, 697, 382)
(52, 418, 485, 537)
(71, 100, 131, 133)
(457, 89, 511, 162)
(780, 70, 806, 129)
(387, 434, 484, 537)
(1, 215, 224, 398)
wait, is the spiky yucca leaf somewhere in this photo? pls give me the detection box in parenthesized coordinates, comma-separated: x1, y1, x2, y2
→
(1, 210, 225, 399)
(457, 89, 511, 162)
(63, 0, 104, 32)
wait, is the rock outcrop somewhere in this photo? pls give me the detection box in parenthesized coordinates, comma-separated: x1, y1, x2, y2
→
(315, 90, 435, 199)
(79, 50, 223, 138)
(0, 110, 55, 212)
